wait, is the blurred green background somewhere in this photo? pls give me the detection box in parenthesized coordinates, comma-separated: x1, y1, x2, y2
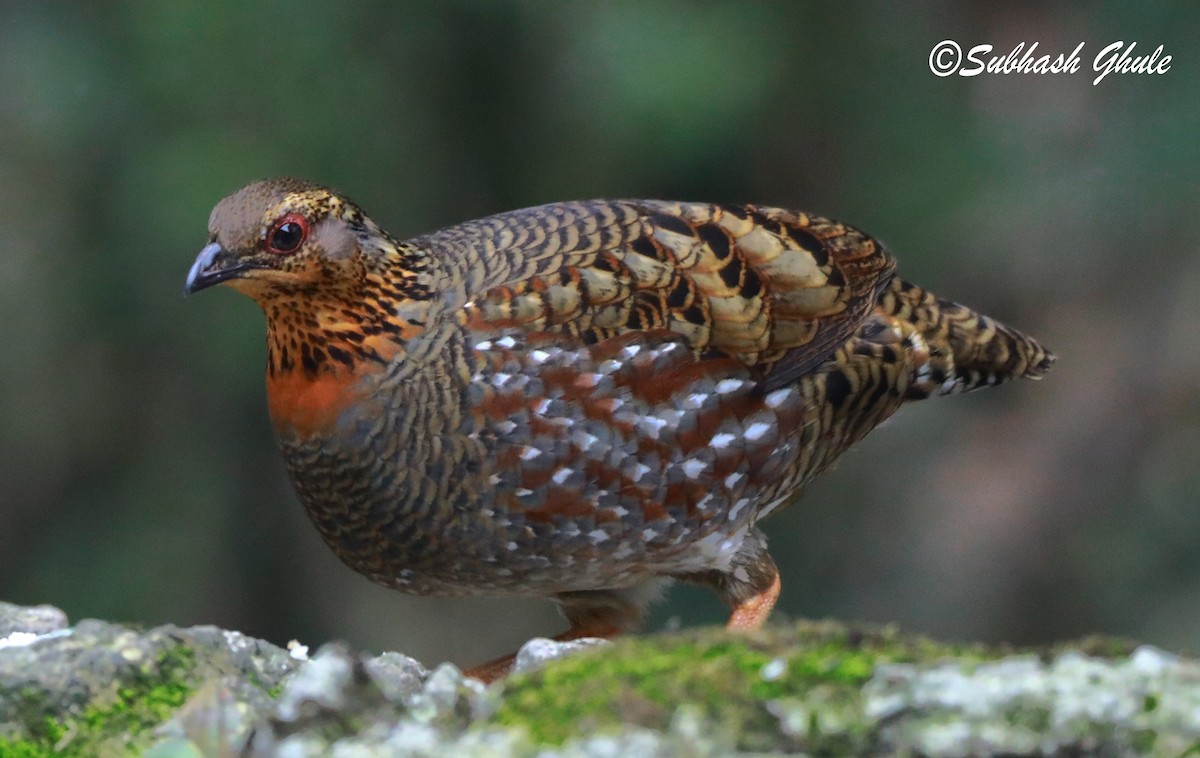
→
(1, 1, 1197, 669)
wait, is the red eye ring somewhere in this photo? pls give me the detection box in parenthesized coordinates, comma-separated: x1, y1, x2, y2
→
(267, 214, 310, 255)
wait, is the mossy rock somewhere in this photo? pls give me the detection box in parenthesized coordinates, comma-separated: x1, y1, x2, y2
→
(5, 601, 1200, 757)
(0, 614, 297, 756)
(491, 620, 989, 752)
(490, 622, 1200, 755)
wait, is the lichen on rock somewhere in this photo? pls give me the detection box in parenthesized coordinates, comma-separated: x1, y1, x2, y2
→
(3, 600, 1200, 756)
(0, 602, 297, 756)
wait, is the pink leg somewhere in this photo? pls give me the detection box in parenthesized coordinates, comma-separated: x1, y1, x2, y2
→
(726, 571, 781, 630)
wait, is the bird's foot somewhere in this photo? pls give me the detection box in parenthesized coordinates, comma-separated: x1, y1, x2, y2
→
(726, 572, 781, 630)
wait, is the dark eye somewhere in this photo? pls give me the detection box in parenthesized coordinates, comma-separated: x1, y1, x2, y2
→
(267, 214, 309, 254)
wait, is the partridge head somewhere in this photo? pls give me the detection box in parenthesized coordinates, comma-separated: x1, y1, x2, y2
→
(186, 178, 1054, 681)
(186, 177, 392, 297)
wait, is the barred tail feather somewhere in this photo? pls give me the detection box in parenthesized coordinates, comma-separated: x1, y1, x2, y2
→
(941, 305, 1055, 391)
(880, 279, 1056, 399)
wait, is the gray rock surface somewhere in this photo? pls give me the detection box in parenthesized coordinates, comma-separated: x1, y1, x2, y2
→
(0, 605, 300, 755)
(0, 601, 68, 637)
(861, 647, 1200, 755)
(4, 601, 1200, 756)
(511, 636, 611, 676)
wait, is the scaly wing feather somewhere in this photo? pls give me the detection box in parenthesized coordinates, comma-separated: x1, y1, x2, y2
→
(412, 200, 895, 389)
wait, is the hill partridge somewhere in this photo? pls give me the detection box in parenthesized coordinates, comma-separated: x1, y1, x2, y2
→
(185, 178, 1054, 681)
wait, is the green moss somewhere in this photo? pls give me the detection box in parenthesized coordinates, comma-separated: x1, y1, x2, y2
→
(1064, 635, 1139, 660)
(2, 645, 199, 757)
(1130, 727, 1157, 752)
(0, 691, 70, 755)
(489, 620, 988, 751)
(84, 645, 196, 752)
(0, 738, 50, 757)
(1004, 704, 1051, 733)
